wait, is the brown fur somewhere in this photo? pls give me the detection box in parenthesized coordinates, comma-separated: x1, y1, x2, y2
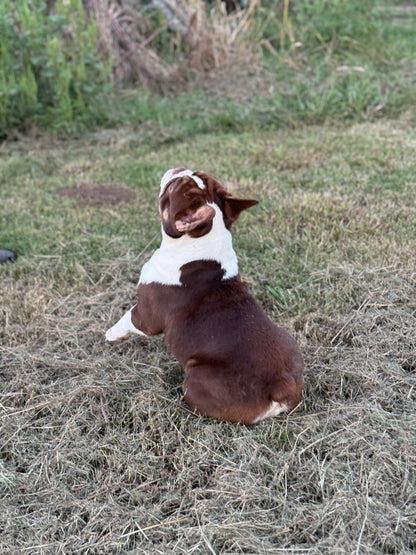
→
(132, 260, 304, 424)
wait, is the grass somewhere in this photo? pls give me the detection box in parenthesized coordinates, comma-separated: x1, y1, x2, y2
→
(1, 117, 415, 553)
(106, 0, 416, 134)
(1, 1, 416, 552)
(4, 0, 416, 139)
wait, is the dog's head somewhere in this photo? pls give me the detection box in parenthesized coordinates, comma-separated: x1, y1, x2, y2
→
(159, 168, 258, 239)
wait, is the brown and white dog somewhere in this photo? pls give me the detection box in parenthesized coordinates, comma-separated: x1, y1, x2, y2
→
(106, 168, 304, 425)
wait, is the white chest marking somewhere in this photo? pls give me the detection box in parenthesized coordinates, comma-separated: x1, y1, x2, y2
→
(139, 203, 238, 286)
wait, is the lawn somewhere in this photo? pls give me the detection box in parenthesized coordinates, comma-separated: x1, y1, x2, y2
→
(1, 117, 415, 553)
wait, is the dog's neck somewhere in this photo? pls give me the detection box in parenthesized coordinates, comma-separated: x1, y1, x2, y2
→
(139, 203, 239, 286)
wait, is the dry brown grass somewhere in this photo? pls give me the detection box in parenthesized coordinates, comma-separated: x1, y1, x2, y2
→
(2, 265, 414, 553)
(88, 0, 260, 89)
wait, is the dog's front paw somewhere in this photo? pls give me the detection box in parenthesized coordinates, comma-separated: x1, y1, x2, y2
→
(105, 324, 130, 342)
(105, 307, 147, 342)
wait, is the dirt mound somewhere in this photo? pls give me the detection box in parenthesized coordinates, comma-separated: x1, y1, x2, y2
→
(57, 182, 135, 206)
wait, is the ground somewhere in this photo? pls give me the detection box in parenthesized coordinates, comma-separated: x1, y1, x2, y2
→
(0, 119, 415, 554)
(57, 183, 136, 207)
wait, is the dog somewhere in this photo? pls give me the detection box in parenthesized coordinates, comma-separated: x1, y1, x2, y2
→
(106, 168, 304, 424)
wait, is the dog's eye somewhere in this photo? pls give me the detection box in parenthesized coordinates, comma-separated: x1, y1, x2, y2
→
(189, 199, 202, 210)
(185, 189, 204, 200)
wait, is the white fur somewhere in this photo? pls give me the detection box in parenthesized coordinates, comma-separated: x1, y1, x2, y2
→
(139, 203, 238, 286)
(105, 307, 147, 342)
(251, 401, 290, 424)
(159, 168, 205, 196)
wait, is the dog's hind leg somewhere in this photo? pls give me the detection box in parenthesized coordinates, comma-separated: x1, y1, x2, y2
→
(105, 306, 147, 342)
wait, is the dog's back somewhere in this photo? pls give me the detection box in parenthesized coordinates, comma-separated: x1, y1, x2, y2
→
(130, 258, 303, 425)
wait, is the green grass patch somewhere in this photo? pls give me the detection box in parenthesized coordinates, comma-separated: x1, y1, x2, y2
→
(110, 0, 416, 136)
(259, 0, 416, 125)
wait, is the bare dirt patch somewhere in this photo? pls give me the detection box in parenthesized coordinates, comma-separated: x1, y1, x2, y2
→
(56, 182, 135, 207)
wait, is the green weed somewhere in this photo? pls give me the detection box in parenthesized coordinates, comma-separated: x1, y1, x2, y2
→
(0, 0, 112, 138)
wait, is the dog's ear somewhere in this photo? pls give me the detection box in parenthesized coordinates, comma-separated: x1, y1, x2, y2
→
(194, 171, 258, 228)
(216, 190, 258, 228)
(222, 196, 258, 226)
